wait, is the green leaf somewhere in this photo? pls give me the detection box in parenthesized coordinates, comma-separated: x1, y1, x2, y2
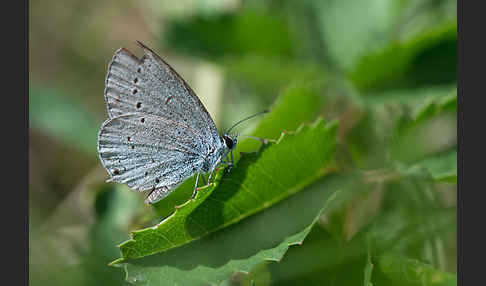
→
(120, 179, 344, 286)
(113, 118, 337, 263)
(379, 183, 455, 228)
(392, 93, 457, 164)
(360, 86, 457, 107)
(313, 0, 399, 71)
(236, 263, 272, 286)
(345, 87, 456, 167)
(267, 202, 371, 285)
(411, 149, 457, 183)
(163, 6, 296, 60)
(349, 22, 457, 92)
(367, 181, 456, 272)
(267, 170, 456, 284)
(407, 92, 457, 129)
(373, 254, 457, 286)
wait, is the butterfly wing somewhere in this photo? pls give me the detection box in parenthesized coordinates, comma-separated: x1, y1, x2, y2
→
(97, 113, 207, 194)
(104, 41, 220, 147)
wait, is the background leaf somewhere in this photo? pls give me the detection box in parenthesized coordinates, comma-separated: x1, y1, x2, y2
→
(163, 6, 296, 60)
(412, 149, 457, 183)
(392, 93, 457, 164)
(349, 22, 457, 92)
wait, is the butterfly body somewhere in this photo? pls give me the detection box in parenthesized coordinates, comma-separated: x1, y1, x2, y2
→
(97, 41, 237, 204)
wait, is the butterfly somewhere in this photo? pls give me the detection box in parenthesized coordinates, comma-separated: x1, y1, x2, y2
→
(97, 41, 266, 204)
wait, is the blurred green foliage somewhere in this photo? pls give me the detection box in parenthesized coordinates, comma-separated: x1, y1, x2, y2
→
(30, 0, 457, 285)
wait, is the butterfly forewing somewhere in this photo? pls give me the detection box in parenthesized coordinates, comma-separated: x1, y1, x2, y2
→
(104, 42, 220, 144)
(98, 113, 206, 192)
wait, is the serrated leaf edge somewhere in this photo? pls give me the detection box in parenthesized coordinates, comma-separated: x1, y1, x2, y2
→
(112, 117, 337, 265)
(122, 190, 343, 286)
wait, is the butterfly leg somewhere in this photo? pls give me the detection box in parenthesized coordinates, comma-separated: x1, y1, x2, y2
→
(208, 169, 215, 182)
(191, 173, 200, 199)
(226, 150, 234, 173)
(200, 174, 207, 185)
(198, 171, 212, 189)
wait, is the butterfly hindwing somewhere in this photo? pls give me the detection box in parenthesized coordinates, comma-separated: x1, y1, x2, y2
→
(97, 113, 206, 192)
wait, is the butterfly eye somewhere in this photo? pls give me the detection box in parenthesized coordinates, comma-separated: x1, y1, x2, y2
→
(223, 135, 234, 149)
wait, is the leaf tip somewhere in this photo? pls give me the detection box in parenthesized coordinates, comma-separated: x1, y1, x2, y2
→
(109, 257, 125, 267)
(118, 237, 136, 249)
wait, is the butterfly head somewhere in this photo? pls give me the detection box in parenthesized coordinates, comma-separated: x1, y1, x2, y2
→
(222, 134, 237, 150)
(222, 110, 269, 151)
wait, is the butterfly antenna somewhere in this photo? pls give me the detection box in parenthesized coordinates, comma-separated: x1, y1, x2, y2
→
(240, 135, 275, 144)
(226, 110, 269, 134)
